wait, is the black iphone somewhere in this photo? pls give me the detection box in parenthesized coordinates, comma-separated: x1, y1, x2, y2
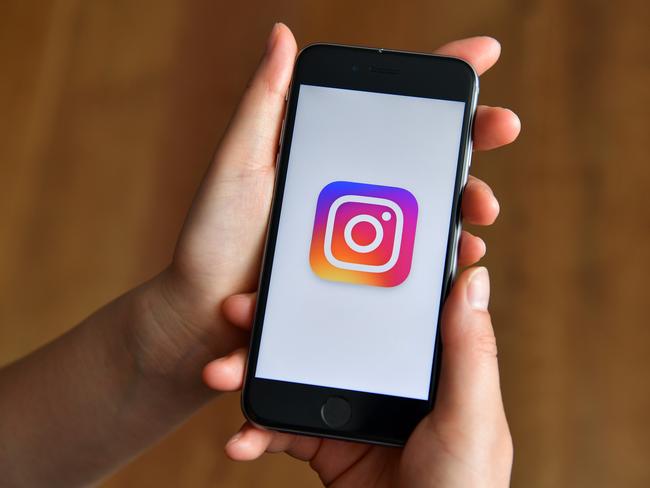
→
(242, 44, 478, 446)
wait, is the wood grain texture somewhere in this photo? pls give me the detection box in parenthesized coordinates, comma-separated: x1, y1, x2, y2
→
(1, 0, 648, 486)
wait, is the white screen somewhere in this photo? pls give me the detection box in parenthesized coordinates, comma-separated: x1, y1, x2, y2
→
(255, 85, 465, 400)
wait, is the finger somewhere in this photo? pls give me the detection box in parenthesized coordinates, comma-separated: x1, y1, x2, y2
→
(473, 106, 521, 151)
(434, 267, 506, 428)
(405, 272, 511, 485)
(266, 431, 322, 461)
(457, 231, 486, 268)
(215, 23, 297, 173)
(461, 175, 500, 225)
(225, 422, 323, 463)
(222, 292, 257, 330)
(225, 423, 274, 461)
(434, 36, 501, 75)
(202, 347, 247, 391)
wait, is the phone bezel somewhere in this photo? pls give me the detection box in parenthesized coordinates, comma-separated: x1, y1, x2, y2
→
(242, 44, 478, 446)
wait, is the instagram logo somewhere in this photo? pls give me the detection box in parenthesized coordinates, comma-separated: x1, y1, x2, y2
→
(310, 181, 418, 287)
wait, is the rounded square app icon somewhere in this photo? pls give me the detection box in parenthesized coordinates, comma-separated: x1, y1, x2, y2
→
(309, 181, 418, 287)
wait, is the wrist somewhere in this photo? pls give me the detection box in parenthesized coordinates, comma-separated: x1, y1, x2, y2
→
(124, 272, 214, 400)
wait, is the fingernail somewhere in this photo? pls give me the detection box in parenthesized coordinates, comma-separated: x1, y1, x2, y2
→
(510, 110, 522, 131)
(478, 237, 487, 257)
(265, 23, 280, 54)
(491, 192, 500, 214)
(227, 431, 243, 446)
(467, 267, 490, 311)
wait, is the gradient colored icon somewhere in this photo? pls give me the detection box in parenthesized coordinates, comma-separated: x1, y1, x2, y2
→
(310, 181, 418, 287)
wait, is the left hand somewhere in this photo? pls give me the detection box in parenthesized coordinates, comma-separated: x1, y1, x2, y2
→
(140, 24, 518, 387)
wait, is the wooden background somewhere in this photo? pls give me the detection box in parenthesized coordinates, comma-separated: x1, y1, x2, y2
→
(1, 0, 648, 486)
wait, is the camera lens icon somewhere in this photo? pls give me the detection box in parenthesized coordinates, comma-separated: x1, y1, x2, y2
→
(343, 211, 392, 254)
(324, 195, 404, 273)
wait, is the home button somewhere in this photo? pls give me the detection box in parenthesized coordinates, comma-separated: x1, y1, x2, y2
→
(320, 396, 351, 428)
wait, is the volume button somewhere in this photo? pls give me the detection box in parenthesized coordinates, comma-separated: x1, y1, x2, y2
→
(462, 151, 470, 187)
(278, 116, 286, 148)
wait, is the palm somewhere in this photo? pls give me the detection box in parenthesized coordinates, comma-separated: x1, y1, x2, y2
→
(174, 168, 275, 296)
(316, 442, 398, 487)
(149, 168, 276, 365)
(263, 435, 400, 487)
(313, 442, 441, 487)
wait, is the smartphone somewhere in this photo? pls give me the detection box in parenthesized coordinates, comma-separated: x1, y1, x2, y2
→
(242, 44, 478, 446)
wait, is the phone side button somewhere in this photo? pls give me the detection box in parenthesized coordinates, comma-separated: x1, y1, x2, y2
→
(320, 396, 351, 428)
(278, 116, 286, 148)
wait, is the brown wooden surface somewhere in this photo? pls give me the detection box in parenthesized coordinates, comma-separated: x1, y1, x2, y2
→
(1, 1, 648, 486)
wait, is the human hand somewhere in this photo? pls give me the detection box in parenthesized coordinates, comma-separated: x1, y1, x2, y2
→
(207, 267, 511, 487)
(139, 24, 519, 389)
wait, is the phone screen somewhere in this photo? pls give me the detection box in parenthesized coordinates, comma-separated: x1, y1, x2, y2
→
(255, 84, 466, 400)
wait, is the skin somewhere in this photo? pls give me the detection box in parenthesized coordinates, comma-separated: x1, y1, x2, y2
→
(213, 267, 510, 487)
(0, 23, 519, 488)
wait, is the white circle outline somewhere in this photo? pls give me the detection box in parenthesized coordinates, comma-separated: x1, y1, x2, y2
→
(343, 215, 383, 254)
(323, 195, 404, 274)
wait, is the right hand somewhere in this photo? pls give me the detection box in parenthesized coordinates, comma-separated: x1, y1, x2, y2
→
(206, 267, 512, 487)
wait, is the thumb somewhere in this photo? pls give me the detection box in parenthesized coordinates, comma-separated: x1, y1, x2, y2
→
(214, 23, 297, 173)
(404, 268, 512, 488)
(433, 266, 506, 429)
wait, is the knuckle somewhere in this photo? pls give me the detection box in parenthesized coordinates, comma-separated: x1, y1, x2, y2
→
(468, 325, 498, 359)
